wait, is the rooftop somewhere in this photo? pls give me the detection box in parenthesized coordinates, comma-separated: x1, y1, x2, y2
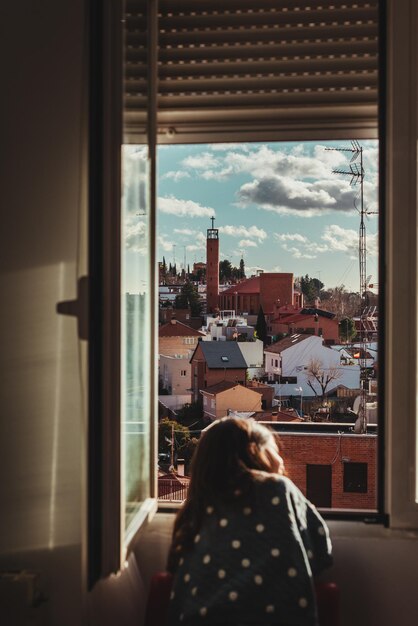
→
(265, 333, 315, 354)
(159, 319, 205, 338)
(201, 381, 246, 396)
(192, 340, 247, 369)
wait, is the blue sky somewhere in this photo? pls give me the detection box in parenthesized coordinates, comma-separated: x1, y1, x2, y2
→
(123, 141, 379, 293)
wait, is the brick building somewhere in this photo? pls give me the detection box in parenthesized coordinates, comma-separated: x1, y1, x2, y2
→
(159, 319, 205, 357)
(269, 304, 339, 344)
(277, 431, 377, 510)
(190, 341, 247, 402)
(219, 272, 295, 315)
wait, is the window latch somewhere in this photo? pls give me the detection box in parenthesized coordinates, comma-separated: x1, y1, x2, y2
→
(56, 275, 89, 340)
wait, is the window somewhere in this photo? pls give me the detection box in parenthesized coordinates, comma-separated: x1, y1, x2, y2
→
(344, 462, 368, 493)
(180, 370, 187, 377)
(90, 1, 418, 583)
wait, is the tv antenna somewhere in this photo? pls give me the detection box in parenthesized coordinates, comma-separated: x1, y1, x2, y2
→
(326, 140, 370, 433)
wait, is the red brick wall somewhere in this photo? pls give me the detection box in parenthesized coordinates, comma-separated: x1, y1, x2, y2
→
(277, 433, 377, 510)
(206, 237, 219, 313)
(191, 344, 246, 401)
(260, 273, 294, 314)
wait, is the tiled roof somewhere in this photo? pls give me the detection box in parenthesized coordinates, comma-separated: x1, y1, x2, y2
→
(220, 276, 260, 295)
(265, 333, 313, 354)
(159, 320, 205, 337)
(196, 341, 248, 369)
(201, 381, 243, 396)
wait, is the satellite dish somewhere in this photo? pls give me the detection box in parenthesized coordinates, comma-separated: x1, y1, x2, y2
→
(352, 395, 361, 414)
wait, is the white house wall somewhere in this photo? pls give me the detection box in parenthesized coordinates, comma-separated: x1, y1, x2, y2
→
(266, 336, 360, 397)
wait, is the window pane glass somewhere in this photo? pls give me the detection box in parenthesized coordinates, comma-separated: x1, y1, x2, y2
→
(157, 140, 379, 512)
(121, 145, 151, 529)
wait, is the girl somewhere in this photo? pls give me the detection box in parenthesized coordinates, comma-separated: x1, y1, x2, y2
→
(167, 417, 332, 626)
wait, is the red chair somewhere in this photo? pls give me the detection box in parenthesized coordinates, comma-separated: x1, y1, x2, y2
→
(144, 572, 339, 626)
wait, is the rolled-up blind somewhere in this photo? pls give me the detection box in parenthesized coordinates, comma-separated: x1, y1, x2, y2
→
(124, 0, 378, 143)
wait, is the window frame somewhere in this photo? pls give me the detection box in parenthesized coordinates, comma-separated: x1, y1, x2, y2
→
(89, 0, 418, 586)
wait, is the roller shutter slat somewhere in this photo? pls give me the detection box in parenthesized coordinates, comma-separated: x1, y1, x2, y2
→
(123, 0, 379, 142)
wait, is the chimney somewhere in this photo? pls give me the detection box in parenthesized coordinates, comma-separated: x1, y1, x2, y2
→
(177, 458, 185, 476)
(171, 317, 177, 324)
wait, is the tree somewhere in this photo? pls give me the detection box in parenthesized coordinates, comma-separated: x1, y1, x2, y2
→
(321, 286, 361, 320)
(158, 418, 190, 455)
(239, 258, 246, 279)
(299, 274, 324, 303)
(255, 305, 268, 343)
(306, 358, 343, 400)
(219, 259, 233, 282)
(339, 317, 356, 342)
(175, 280, 203, 316)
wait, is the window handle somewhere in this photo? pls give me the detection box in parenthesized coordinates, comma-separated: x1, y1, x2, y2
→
(56, 275, 89, 340)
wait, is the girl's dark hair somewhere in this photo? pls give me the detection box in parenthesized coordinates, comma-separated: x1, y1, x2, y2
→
(167, 418, 280, 572)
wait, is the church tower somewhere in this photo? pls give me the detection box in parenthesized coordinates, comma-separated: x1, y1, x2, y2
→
(206, 217, 219, 313)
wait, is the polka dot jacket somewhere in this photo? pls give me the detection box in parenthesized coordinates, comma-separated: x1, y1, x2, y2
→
(166, 475, 332, 626)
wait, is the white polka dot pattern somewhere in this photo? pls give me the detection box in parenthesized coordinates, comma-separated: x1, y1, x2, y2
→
(318, 526, 325, 536)
(265, 605, 275, 613)
(206, 505, 214, 514)
(229, 591, 238, 601)
(256, 524, 265, 533)
(241, 558, 250, 568)
(194, 534, 201, 543)
(307, 549, 314, 559)
(271, 548, 280, 557)
(170, 591, 175, 600)
(231, 540, 241, 549)
(184, 573, 191, 582)
(288, 567, 297, 578)
(179, 614, 184, 622)
(243, 507, 252, 515)
(254, 575, 263, 585)
(203, 554, 211, 564)
(218, 569, 226, 579)
(179, 557, 184, 566)
(271, 496, 280, 505)
(191, 587, 198, 596)
(299, 597, 308, 608)
(219, 518, 228, 527)
(199, 607, 207, 616)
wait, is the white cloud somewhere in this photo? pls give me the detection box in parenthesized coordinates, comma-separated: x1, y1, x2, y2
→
(182, 152, 219, 170)
(125, 218, 147, 254)
(321, 224, 378, 258)
(274, 233, 308, 243)
(281, 243, 317, 260)
(158, 195, 215, 218)
(218, 224, 267, 241)
(163, 170, 191, 182)
(186, 232, 207, 252)
(158, 234, 173, 253)
(239, 239, 258, 248)
(174, 228, 196, 236)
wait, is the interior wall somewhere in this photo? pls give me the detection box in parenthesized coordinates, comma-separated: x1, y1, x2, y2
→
(0, 2, 87, 624)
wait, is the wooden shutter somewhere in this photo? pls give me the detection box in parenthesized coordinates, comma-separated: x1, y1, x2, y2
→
(124, 0, 378, 143)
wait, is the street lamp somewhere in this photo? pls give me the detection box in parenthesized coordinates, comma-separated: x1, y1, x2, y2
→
(295, 386, 303, 416)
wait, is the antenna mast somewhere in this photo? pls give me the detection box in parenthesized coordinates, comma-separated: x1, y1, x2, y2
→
(326, 141, 367, 433)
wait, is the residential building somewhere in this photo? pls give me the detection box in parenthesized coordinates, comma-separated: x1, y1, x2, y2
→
(264, 334, 361, 398)
(190, 340, 247, 402)
(201, 381, 262, 420)
(246, 380, 274, 409)
(159, 354, 191, 395)
(237, 339, 265, 379)
(269, 305, 340, 344)
(159, 319, 205, 357)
